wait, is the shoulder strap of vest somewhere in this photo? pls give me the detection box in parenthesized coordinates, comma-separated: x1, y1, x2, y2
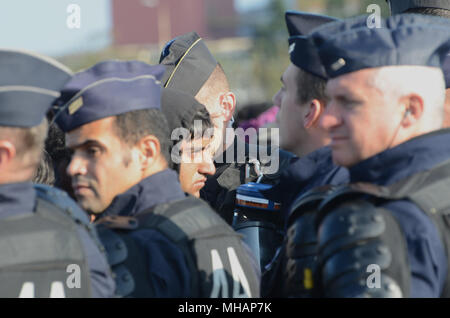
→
(383, 159, 450, 298)
(34, 184, 106, 255)
(139, 196, 241, 297)
(137, 196, 236, 242)
(0, 196, 92, 297)
(320, 159, 450, 298)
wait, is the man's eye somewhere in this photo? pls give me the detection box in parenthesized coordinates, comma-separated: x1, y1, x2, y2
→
(86, 147, 100, 156)
(344, 100, 360, 108)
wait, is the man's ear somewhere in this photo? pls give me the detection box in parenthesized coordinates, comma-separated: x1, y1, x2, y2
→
(304, 99, 325, 129)
(400, 93, 424, 127)
(0, 140, 16, 171)
(219, 92, 236, 122)
(137, 135, 161, 169)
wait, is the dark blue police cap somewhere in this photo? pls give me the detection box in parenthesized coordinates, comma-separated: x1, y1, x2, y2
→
(159, 32, 218, 96)
(387, 0, 450, 14)
(0, 49, 72, 128)
(285, 11, 338, 79)
(55, 60, 164, 132)
(311, 14, 450, 79)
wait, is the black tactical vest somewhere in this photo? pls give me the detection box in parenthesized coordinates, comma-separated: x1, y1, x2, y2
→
(0, 197, 92, 298)
(96, 196, 260, 298)
(283, 159, 450, 298)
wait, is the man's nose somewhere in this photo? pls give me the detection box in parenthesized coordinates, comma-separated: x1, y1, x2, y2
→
(199, 156, 216, 176)
(272, 89, 282, 107)
(66, 155, 88, 177)
(319, 101, 342, 131)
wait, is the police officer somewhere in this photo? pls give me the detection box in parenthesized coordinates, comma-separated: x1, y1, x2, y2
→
(55, 60, 260, 297)
(273, 11, 336, 159)
(265, 11, 350, 223)
(0, 49, 115, 298)
(290, 14, 450, 297)
(159, 32, 295, 225)
(258, 11, 353, 297)
(387, 0, 450, 127)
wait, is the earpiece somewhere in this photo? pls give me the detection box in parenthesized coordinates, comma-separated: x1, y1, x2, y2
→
(403, 108, 411, 118)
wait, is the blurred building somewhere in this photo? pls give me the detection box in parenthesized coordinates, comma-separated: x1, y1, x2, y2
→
(112, 0, 237, 47)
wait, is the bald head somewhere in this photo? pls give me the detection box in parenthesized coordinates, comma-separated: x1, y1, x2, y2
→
(195, 64, 230, 114)
(370, 66, 446, 130)
(194, 63, 236, 155)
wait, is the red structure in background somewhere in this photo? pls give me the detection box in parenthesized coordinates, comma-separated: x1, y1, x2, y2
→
(112, 0, 237, 46)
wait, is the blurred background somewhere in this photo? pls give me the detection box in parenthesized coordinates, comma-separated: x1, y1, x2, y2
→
(0, 0, 389, 122)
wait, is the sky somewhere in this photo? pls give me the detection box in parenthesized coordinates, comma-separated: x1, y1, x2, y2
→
(0, 0, 112, 57)
(234, 0, 270, 12)
(0, 0, 267, 57)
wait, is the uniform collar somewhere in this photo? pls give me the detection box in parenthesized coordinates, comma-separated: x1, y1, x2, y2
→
(102, 169, 186, 217)
(0, 182, 36, 218)
(349, 129, 450, 185)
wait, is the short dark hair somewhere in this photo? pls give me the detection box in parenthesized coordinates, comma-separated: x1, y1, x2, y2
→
(171, 106, 214, 172)
(113, 109, 172, 164)
(296, 68, 327, 105)
(33, 149, 55, 185)
(404, 7, 450, 18)
(45, 122, 69, 166)
(44, 122, 74, 194)
(188, 107, 214, 140)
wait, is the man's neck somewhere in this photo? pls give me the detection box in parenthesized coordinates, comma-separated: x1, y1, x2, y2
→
(0, 169, 34, 184)
(213, 122, 235, 161)
(223, 123, 235, 151)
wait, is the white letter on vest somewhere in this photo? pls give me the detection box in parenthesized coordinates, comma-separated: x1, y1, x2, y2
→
(49, 281, 66, 298)
(18, 282, 34, 298)
(209, 249, 229, 298)
(227, 247, 251, 298)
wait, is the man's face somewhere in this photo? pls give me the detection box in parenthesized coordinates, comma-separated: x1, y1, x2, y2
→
(179, 136, 215, 197)
(66, 117, 143, 214)
(320, 68, 403, 167)
(273, 63, 307, 153)
(195, 94, 226, 156)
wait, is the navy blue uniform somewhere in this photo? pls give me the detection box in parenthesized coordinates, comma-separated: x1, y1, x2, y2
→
(100, 169, 190, 297)
(347, 130, 450, 297)
(0, 182, 115, 298)
(100, 169, 260, 297)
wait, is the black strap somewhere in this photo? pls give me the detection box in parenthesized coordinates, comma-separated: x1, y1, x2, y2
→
(136, 196, 239, 297)
(384, 159, 450, 298)
(328, 159, 450, 298)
